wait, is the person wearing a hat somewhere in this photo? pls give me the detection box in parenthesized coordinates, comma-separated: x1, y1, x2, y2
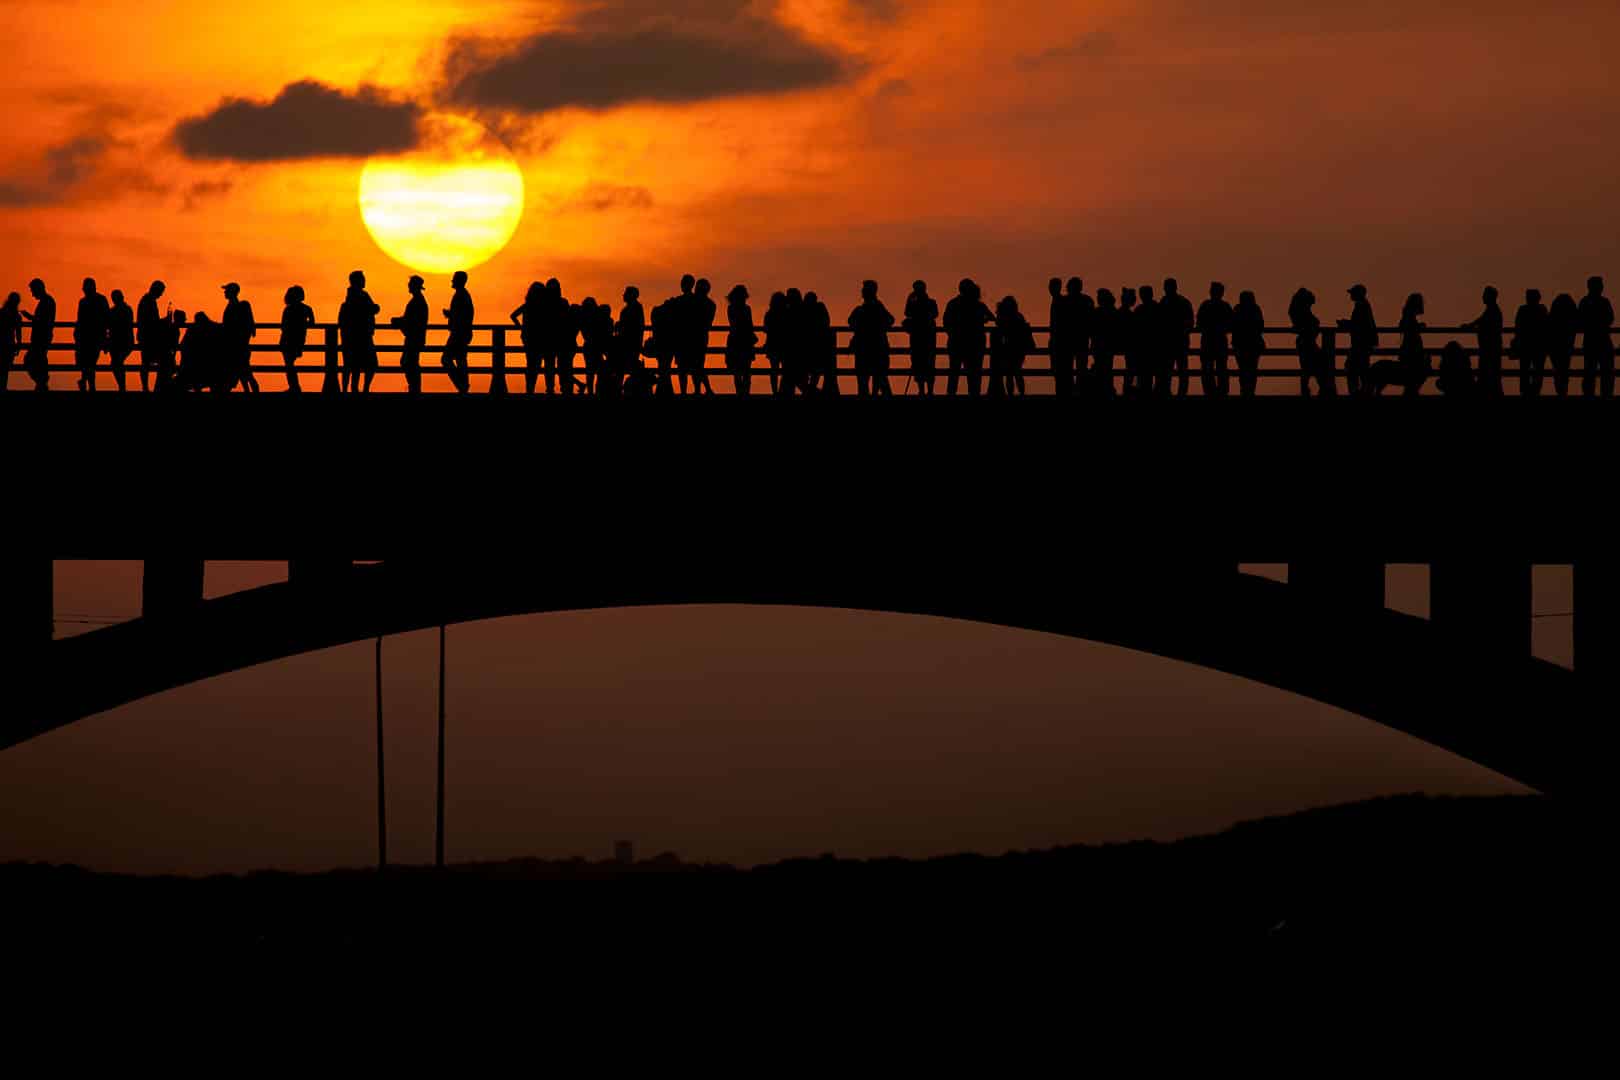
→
(220, 281, 257, 392)
(1338, 284, 1378, 396)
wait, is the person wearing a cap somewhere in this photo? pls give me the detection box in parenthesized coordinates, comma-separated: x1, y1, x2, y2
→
(220, 282, 258, 392)
(1339, 284, 1378, 396)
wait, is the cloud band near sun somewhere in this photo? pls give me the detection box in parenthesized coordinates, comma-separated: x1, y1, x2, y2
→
(173, 81, 424, 162)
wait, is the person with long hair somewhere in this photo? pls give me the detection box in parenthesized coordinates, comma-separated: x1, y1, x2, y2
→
(990, 295, 1033, 396)
(512, 281, 546, 394)
(762, 291, 788, 395)
(725, 285, 757, 396)
(1090, 288, 1118, 396)
(1547, 292, 1578, 397)
(1288, 287, 1332, 396)
(0, 292, 21, 392)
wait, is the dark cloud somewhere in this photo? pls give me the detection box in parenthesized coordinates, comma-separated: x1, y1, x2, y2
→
(173, 80, 424, 162)
(1018, 31, 1117, 69)
(848, 0, 905, 19)
(558, 182, 655, 212)
(182, 178, 235, 211)
(443, 3, 858, 114)
(0, 133, 119, 206)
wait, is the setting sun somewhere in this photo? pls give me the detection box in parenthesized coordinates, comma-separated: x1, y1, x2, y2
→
(359, 117, 525, 274)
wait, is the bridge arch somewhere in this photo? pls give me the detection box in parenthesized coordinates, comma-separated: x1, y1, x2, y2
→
(9, 563, 1593, 797)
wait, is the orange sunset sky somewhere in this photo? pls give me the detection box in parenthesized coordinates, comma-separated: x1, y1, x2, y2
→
(6, 0, 1619, 322)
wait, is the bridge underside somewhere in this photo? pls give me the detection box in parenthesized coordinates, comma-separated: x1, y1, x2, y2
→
(4, 561, 1602, 799)
(2, 395, 1614, 797)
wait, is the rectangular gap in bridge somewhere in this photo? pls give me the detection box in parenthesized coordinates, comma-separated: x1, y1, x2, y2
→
(1533, 565, 1574, 670)
(1384, 566, 1431, 620)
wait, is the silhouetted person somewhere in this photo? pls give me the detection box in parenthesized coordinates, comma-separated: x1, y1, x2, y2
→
(1579, 276, 1614, 397)
(275, 286, 314, 393)
(692, 279, 718, 395)
(582, 297, 614, 395)
(904, 280, 939, 396)
(647, 294, 677, 397)
(1512, 289, 1548, 397)
(75, 277, 108, 391)
(512, 282, 546, 394)
(1091, 288, 1118, 396)
(1289, 288, 1333, 396)
(443, 271, 474, 393)
(1048, 277, 1074, 395)
(1132, 285, 1159, 397)
(763, 291, 788, 395)
(849, 280, 895, 397)
(159, 310, 185, 391)
(990, 296, 1033, 396)
(339, 271, 379, 394)
(177, 311, 221, 392)
(534, 281, 567, 395)
(944, 279, 993, 396)
(614, 285, 644, 396)
(1371, 293, 1430, 396)
(1160, 278, 1194, 396)
(0, 292, 20, 392)
(1232, 290, 1265, 397)
(22, 279, 55, 391)
(672, 275, 699, 394)
(1436, 341, 1474, 397)
(1547, 292, 1578, 397)
(1118, 287, 1140, 395)
(1196, 282, 1233, 397)
(107, 289, 134, 392)
(725, 285, 757, 396)
(808, 291, 837, 395)
(549, 279, 576, 395)
(1462, 286, 1504, 396)
(136, 280, 166, 392)
(1338, 284, 1377, 396)
(221, 282, 258, 393)
(1067, 278, 1094, 395)
(392, 277, 428, 395)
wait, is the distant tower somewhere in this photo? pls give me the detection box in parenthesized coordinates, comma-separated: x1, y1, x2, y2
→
(614, 840, 634, 866)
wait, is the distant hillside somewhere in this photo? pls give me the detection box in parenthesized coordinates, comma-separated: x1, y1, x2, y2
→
(3, 794, 1596, 945)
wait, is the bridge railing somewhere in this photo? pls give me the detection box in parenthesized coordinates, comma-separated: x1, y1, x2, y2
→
(10, 322, 1618, 393)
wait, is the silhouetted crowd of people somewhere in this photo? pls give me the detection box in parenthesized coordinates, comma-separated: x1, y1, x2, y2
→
(2, 272, 1615, 398)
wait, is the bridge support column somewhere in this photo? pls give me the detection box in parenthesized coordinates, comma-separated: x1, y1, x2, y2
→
(142, 559, 204, 621)
(1, 558, 53, 649)
(1288, 560, 1385, 611)
(1431, 558, 1532, 657)
(1575, 559, 1620, 683)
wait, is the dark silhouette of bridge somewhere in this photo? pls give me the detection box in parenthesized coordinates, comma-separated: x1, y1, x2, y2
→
(2, 394, 1616, 799)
